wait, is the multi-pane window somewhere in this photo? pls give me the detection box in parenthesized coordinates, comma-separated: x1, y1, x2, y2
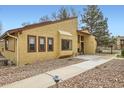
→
(61, 39, 72, 50)
(39, 37, 46, 52)
(28, 35, 36, 52)
(48, 38, 54, 51)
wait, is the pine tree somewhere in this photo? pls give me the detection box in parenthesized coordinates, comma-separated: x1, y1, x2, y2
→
(81, 5, 110, 47)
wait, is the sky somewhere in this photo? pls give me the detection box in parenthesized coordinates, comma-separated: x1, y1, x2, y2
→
(0, 5, 124, 36)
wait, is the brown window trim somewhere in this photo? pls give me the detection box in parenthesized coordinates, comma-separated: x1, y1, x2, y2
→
(47, 37, 54, 52)
(38, 36, 46, 52)
(7, 49, 15, 52)
(5, 38, 15, 52)
(27, 35, 37, 52)
(61, 39, 72, 51)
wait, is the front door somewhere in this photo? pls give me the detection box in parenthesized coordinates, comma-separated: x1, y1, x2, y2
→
(80, 42, 84, 54)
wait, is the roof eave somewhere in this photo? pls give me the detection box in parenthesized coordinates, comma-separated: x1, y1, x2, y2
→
(1, 17, 77, 36)
(77, 30, 91, 35)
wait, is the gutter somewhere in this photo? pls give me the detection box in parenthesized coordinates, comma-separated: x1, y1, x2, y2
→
(7, 32, 19, 66)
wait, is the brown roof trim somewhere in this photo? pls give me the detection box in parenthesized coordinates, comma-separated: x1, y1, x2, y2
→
(5, 17, 77, 35)
(0, 17, 77, 39)
(77, 30, 91, 35)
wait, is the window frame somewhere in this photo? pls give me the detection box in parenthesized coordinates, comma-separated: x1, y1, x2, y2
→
(5, 38, 15, 52)
(120, 39, 124, 45)
(61, 39, 72, 51)
(27, 35, 37, 52)
(47, 37, 54, 52)
(38, 36, 46, 52)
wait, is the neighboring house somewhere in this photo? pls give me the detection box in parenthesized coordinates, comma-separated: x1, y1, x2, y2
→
(116, 36, 124, 49)
(0, 17, 97, 66)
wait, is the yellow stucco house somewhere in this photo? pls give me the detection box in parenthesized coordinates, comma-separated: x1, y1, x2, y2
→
(0, 17, 97, 65)
(116, 36, 124, 49)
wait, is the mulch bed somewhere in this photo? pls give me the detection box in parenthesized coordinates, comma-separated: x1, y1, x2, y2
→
(0, 57, 85, 87)
(50, 59, 124, 88)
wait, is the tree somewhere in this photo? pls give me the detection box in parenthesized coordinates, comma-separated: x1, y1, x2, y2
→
(109, 36, 117, 47)
(52, 7, 77, 20)
(81, 5, 110, 47)
(51, 12, 58, 21)
(70, 7, 77, 17)
(22, 22, 31, 27)
(57, 7, 70, 20)
(39, 15, 51, 22)
(109, 36, 117, 54)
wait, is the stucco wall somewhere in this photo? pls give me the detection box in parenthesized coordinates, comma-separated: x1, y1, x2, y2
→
(116, 37, 124, 49)
(1, 18, 96, 65)
(84, 35, 97, 54)
(17, 18, 77, 65)
(1, 37, 17, 64)
(0, 40, 4, 53)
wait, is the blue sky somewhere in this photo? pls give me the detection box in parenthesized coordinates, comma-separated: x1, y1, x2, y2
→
(0, 5, 124, 36)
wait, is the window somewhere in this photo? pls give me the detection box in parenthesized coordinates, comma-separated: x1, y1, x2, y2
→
(28, 35, 36, 52)
(120, 40, 124, 45)
(48, 38, 54, 51)
(5, 38, 15, 52)
(5, 39, 9, 50)
(39, 37, 46, 52)
(61, 39, 72, 50)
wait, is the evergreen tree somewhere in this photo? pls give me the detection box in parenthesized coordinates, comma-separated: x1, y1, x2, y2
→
(81, 5, 110, 47)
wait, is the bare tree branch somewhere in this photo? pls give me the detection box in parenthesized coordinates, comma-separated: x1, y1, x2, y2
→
(39, 15, 51, 22)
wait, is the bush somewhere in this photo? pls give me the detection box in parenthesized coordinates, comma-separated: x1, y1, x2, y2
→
(121, 49, 124, 57)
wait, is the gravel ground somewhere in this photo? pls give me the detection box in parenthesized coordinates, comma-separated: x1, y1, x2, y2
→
(0, 57, 85, 87)
(50, 59, 124, 88)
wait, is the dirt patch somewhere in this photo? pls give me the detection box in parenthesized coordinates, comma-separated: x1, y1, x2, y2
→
(0, 57, 85, 87)
(50, 59, 124, 88)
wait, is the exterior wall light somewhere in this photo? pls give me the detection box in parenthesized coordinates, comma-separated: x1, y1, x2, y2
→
(53, 75, 60, 88)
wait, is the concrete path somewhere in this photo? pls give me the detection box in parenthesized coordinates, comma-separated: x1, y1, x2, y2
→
(2, 55, 115, 88)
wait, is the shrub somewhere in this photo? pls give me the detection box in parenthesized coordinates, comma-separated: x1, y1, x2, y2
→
(121, 49, 124, 57)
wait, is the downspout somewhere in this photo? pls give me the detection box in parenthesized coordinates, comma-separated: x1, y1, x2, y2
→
(7, 32, 19, 66)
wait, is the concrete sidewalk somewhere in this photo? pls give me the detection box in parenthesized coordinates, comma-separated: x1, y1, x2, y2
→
(2, 55, 115, 88)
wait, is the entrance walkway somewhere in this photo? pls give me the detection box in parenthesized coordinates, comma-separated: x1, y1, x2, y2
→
(2, 55, 116, 88)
